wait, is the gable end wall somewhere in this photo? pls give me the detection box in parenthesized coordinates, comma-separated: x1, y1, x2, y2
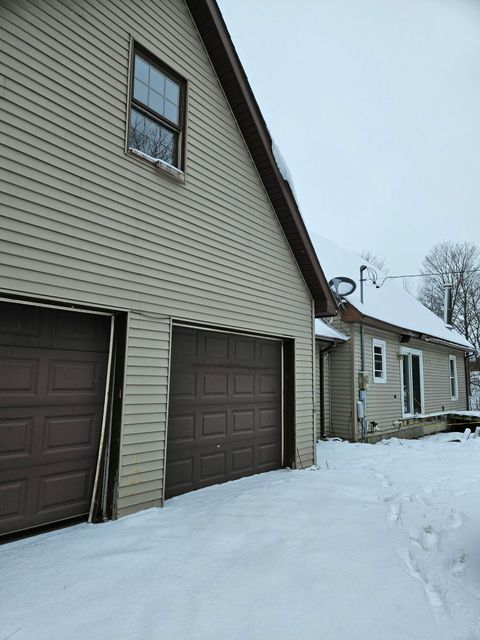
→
(0, 0, 316, 515)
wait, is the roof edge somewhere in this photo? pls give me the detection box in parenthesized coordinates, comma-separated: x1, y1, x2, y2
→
(185, 0, 336, 317)
(342, 304, 472, 351)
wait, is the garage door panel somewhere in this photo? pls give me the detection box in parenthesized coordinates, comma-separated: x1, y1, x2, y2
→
(0, 415, 34, 462)
(232, 373, 255, 396)
(36, 462, 95, 516)
(166, 327, 282, 499)
(259, 374, 279, 396)
(259, 407, 278, 429)
(165, 456, 194, 495)
(167, 413, 195, 444)
(199, 450, 226, 485)
(202, 373, 228, 397)
(169, 371, 196, 399)
(0, 478, 29, 525)
(204, 333, 229, 359)
(0, 355, 39, 399)
(0, 347, 108, 407)
(0, 406, 103, 470)
(258, 442, 281, 469)
(50, 310, 110, 351)
(201, 411, 227, 437)
(0, 302, 109, 536)
(232, 409, 255, 433)
(231, 445, 254, 475)
(0, 303, 42, 347)
(0, 460, 95, 534)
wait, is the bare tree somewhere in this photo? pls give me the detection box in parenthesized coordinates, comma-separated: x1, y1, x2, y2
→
(418, 241, 480, 409)
(418, 241, 480, 347)
(401, 277, 417, 296)
(360, 250, 388, 273)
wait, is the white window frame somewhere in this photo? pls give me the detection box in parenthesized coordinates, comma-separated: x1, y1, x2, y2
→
(449, 355, 458, 401)
(400, 346, 425, 417)
(372, 338, 387, 383)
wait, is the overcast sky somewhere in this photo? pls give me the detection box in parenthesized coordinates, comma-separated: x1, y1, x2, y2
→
(218, 0, 480, 281)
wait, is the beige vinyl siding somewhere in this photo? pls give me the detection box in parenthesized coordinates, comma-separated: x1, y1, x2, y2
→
(117, 313, 171, 516)
(409, 339, 467, 414)
(329, 340, 355, 440)
(0, 0, 316, 515)
(353, 327, 468, 434)
(324, 318, 355, 440)
(354, 326, 402, 433)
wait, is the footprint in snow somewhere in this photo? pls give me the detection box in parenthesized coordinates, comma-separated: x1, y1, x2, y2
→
(375, 472, 392, 488)
(451, 552, 467, 578)
(409, 526, 439, 552)
(424, 583, 445, 609)
(388, 502, 402, 523)
(448, 510, 464, 529)
(421, 525, 440, 551)
(399, 549, 449, 614)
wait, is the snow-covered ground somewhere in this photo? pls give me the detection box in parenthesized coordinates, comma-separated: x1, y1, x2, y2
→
(2, 433, 480, 640)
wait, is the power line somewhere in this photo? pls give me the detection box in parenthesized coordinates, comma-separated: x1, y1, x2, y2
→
(370, 267, 480, 283)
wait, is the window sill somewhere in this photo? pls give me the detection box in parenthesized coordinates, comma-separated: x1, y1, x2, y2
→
(128, 147, 185, 183)
(373, 378, 387, 384)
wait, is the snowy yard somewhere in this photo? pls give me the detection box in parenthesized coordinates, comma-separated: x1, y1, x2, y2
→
(2, 434, 480, 640)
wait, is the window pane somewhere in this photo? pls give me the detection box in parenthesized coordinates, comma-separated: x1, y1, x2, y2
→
(163, 99, 179, 125)
(134, 79, 149, 104)
(149, 90, 164, 114)
(403, 356, 410, 414)
(165, 77, 180, 105)
(412, 355, 422, 413)
(450, 359, 457, 397)
(135, 55, 149, 84)
(129, 109, 176, 165)
(150, 66, 166, 95)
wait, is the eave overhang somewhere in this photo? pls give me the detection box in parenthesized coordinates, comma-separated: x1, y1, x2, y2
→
(341, 303, 473, 352)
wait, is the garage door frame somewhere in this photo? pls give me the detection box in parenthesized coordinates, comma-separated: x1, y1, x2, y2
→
(0, 295, 122, 535)
(163, 321, 294, 500)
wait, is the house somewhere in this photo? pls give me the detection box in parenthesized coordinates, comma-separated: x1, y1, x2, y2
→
(0, 0, 336, 538)
(311, 235, 474, 442)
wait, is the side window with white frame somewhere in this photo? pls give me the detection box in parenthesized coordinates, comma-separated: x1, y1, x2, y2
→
(449, 355, 458, 401)
(372, 338, 387, 383)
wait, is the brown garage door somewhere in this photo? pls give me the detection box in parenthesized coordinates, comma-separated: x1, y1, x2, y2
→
(0, 302, 110, 536)
(166, 327, 282, 498)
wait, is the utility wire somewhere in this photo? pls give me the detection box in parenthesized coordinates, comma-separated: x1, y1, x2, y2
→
(368, 266, 480, 285)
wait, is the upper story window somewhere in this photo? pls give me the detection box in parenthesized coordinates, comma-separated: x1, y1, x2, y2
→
(128, 47, 185, 171)
(449, 355, 458, 401)
(372, 338, 387, 383)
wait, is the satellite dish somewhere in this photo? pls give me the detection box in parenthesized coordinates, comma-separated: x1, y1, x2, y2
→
(329, 276, 356, 299)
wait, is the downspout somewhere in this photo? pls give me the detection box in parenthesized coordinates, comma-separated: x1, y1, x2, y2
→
(359, 265, 368, 440)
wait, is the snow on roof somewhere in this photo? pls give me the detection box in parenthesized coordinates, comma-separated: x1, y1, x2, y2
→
(315, 319, 349, 342)
(310, 233, 473, 349)
(271, 139, 298, 200)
